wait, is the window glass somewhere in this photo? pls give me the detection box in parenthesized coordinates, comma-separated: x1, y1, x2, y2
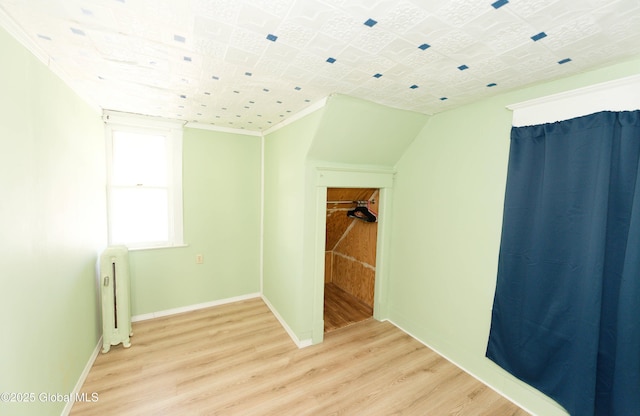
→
(110, 188, 169, 244)
(105, 112, 183, 249)
(112, 131, 168, 186)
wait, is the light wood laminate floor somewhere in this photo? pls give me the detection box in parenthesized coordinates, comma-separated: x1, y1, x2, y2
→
(72, 298, 528, 415)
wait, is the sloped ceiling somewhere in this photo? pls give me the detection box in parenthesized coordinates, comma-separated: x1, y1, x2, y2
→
(1, 0, 640, 132)
(307, 94, 428, 167)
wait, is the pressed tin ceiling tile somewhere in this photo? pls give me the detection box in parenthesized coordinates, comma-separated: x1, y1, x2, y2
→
(434, 0, 492, 27)
(1, 0, 639, 131)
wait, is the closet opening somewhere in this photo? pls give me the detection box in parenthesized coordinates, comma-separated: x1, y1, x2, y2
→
(323, 187, 378, 333)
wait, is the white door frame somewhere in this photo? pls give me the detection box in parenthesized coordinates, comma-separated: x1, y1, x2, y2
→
(310, 166, 395, 344)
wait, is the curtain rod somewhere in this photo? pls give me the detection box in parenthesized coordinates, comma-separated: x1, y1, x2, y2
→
(326, 199, 375, 204)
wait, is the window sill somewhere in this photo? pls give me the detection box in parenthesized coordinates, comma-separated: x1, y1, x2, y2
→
(127, 243, 189, 252)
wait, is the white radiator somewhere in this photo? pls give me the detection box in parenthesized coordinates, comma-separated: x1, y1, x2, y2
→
(100, 246, 133, 353)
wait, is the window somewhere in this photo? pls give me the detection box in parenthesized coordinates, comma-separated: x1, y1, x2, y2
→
(105, 111, 184, 249)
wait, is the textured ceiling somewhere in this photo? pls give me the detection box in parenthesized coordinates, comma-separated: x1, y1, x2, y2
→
(1, 0, 640, 132)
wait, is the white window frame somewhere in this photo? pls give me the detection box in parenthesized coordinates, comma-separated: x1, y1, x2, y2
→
(104, 110, 185, 250)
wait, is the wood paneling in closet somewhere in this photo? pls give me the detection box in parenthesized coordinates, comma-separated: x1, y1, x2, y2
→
(325, 251, 332, 283)
(332, 253, 375, 306)
(325, 188, 378, 308)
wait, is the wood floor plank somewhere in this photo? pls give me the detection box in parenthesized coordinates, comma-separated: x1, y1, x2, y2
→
(324, 283, 373, 332)
(71, 298, 528, 416)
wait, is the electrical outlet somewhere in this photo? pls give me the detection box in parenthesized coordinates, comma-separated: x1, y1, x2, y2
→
(196, 254, 204, 264)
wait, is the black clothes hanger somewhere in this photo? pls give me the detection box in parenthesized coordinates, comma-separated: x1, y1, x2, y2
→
(347, 201, 377, 223)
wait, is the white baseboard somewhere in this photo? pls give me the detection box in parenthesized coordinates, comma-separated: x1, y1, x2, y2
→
(261, 295, 313, 349)
(61, 337, 102, 416)
(131, 293, 261, 322)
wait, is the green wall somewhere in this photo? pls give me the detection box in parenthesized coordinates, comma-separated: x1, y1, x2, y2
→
(262, 111, 324, 341)
(0, 27, 106, 416)
(308, 94, 428, 166)
(129, 128, 261, 316)
(387, 57, 640, 415)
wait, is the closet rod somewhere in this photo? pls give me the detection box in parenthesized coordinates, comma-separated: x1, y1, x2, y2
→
(326, 199, 375, 204)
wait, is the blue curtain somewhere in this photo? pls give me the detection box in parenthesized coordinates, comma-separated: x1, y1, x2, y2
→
(486, 111, 640, 416)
